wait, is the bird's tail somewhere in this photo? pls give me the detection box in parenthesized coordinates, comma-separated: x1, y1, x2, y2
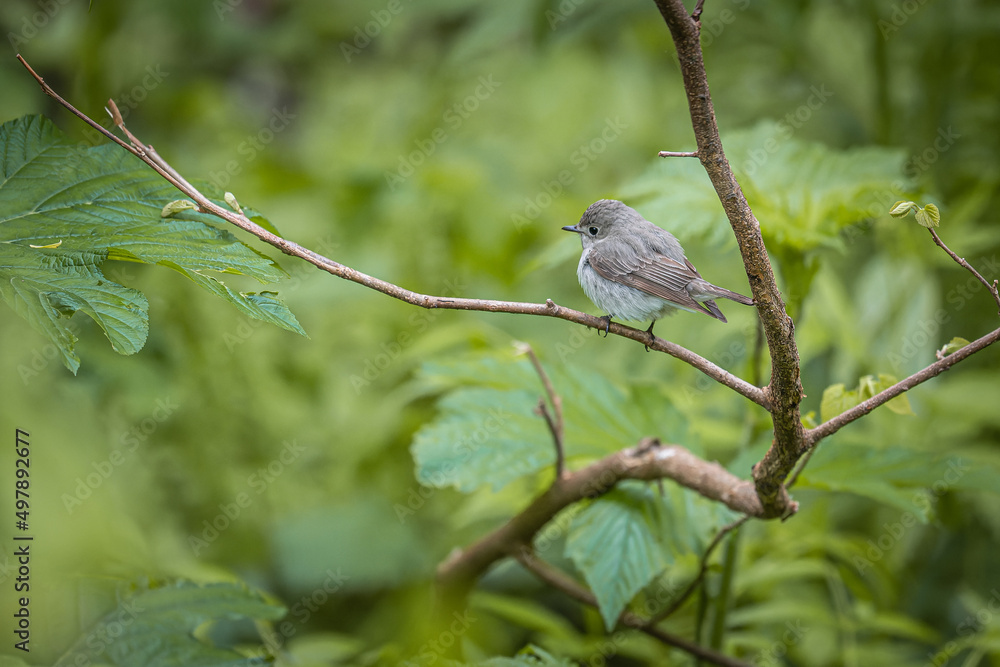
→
(691, 280, 755, 306)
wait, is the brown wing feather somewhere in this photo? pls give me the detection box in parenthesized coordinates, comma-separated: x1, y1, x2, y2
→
(587, 248, 709, 314)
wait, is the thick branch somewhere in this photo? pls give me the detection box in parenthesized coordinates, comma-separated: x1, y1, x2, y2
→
(805, 325, 1000, 446)
(438, 439, 770, 592)
(513, 549, 753, 667)
(17, 54, 766, 411)
(650, 2, 804, 516)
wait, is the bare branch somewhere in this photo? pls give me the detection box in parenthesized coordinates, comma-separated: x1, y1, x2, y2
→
(17, 54, 767, 411)
(512, 547, 754, 667)
(645, 516, 749, 626)
(519, 344, 566, 478)
(650, 1, 804, 516)
(438, 438, 776, 594)
(658, 150, 699, 157)
(928, 228, 1000, 314)
(805, 325, 1000, 446)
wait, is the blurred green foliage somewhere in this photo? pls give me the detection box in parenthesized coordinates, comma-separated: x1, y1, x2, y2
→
(1, 0, 999, 665)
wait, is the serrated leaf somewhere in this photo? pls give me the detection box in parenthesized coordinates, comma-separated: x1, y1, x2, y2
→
(563, 481, 736, 631)
(565, 485, 671, 630)
(53, 580, 285, 667)
(915, 206, 939, 228)
(411, 387, 553, 492)
(410, 352, 690, 493)
(921, 203, 940, 226)
(622, 120, 910, 252)
(889, 200, 918, 217)
(0, 115, 304, 372)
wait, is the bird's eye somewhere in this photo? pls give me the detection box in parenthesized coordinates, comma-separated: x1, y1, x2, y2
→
(588, 226, 599, 236)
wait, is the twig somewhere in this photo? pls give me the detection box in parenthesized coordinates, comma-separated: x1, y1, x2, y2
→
(438, 439, 777, 592)
(804, 324, 1000, 446)
(650, 2, 804, 516)
(784, 447, 816, 490)
(691, 0, 707, 23)
(658, 150, 699, 157)
(512, 547, 753, 667)
(928, 228, 1000, 314)
(645, 516, 749, 626)
(520, 344, 565, 478)
(16, 54, 768, 411)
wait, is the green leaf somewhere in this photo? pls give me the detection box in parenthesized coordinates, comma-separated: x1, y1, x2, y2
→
(410, 351, 689, 493)
(820, 374, 914, 422)
(160, 199, 198, 217)
(914, 204, 940, 228)
(0, 115, 304, 372)
(412, 387, 552, 492)
(462, 644, 578, 666)
(888, 200, 918, 217)
(565, 485, 670, 630)
(939, 336, 970, 357)
(622, 120, 910, 252)
(564, 482, 736, 630)
(53, 580, 285, 667)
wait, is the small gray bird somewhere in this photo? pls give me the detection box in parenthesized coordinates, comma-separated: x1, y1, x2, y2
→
(562, 199, 753, 341)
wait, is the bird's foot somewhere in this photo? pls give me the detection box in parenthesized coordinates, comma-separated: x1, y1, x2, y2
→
(598, 315, 611, 337)
(644, 321, 656, 352)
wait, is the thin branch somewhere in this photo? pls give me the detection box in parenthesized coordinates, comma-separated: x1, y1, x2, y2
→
(512, 547, 753, 667)
(928, 228, 1000, 314)
(438, 439, 775, 592)
(650, 2, 804, 516)
(645, 516, 749, 626)
(659, 150, 699, 157)
(16, 54, 768, 411)
(691, 0, 707, 23)
(520, 344, 566, 478)
(805, 325, 1000, 446)
(535, 399, 564, 479)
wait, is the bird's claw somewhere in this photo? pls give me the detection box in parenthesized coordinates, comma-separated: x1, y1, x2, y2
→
(598, 316, 611, 337)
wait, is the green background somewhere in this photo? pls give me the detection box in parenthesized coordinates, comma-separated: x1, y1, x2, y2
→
(1, 0, 999, 665)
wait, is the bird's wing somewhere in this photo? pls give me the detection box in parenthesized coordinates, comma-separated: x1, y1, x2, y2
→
(587, 248, 712, 315)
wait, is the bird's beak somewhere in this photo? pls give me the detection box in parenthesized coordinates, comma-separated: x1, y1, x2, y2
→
(561, 225, 582, 233)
